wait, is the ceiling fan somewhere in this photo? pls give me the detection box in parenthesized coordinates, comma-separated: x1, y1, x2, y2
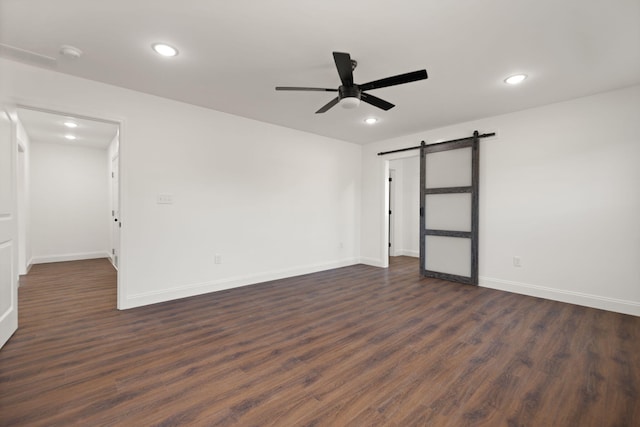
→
(276, 51, 428, 114)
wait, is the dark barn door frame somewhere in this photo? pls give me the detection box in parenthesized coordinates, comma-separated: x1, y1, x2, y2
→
(378, 131, 494, 285)
(388, 175, 393, 252)
(420, 131, 479, 285)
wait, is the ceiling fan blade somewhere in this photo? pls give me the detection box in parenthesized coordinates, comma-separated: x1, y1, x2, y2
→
(276, 86, 338, 92)
(361, 92, 395, 111)
(316, 97, 340, 114)
(359, 69, 428, 91)
(333, 52, 354, 87)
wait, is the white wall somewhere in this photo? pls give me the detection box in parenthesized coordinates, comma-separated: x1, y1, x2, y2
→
(30, 141, 110, 263)
(401, 156, 419, 257)
(7, 55, 637, 317)
(2, 58, 362, 309)
(361, 85, 640, 316)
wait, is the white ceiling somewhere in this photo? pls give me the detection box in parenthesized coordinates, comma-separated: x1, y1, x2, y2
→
(1, 0, 639, 144)
(17, 108, 118, 149)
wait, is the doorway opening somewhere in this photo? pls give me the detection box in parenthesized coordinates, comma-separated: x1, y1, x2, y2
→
(15, 105, 121, 307)
(384, 153, 420, 267)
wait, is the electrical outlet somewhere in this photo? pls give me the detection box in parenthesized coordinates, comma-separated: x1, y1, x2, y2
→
(214, 254, 222, 264)
(513, 256, 521, 267)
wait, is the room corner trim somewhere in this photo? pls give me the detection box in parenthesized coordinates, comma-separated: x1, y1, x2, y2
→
(359, 257, 385, 267)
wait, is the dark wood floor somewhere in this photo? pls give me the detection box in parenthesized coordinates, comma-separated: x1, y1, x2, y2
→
(0, 257, 638, 426)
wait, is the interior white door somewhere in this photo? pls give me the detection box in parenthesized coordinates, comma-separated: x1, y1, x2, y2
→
(0, 108, 18, 349)
(111, 155, 120, 269)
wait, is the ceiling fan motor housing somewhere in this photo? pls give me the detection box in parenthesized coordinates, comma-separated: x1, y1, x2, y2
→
(339, 85, 361, 100)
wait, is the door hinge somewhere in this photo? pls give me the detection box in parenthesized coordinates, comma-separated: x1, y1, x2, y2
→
(388, 242, 391, 248)
(420, 207, 424, 216)
(111, 172, 114, 178)
(111, 209, 114, 216)
(112, 248, 115, 255)
(388, 177, 392, 182)
(389, 210, 392, 215)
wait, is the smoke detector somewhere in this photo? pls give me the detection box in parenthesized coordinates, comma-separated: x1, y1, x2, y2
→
(59, 45, 83, 59)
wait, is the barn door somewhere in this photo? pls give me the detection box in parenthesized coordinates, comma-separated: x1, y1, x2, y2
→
(419, 131, 479, 285)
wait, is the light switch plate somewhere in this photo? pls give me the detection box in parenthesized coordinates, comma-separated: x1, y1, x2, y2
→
(157, 194, 173, 204)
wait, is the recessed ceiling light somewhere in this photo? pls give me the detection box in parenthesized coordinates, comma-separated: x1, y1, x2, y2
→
(504, 74, 527, 85)
(152, 43, 178, 57)
(64, 121, 78, 128)
(364, 117, 378, 125)
(65, 134, 76, 140)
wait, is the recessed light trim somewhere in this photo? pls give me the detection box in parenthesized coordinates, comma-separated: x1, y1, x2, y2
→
(504, 74, 527, 85)
(152, 43, 178, 57)
(65, 134, 76, 140)
(64, 121, 78, 128)
(364, 117, 378, 125)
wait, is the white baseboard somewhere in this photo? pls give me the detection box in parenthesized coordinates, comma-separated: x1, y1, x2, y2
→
(394, 250, 419, 258)
(19, 262, 33, 278)
(31, 251, 111, 264)
(361, 252, 418, 266)
(480, 276, 640, 317)
(122, 258, 361, 309)
(18, 260, 33, 277)
(359, 257, 385, 267)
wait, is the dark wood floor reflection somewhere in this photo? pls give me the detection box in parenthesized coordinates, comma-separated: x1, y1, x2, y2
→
(0, 257, 638, 426)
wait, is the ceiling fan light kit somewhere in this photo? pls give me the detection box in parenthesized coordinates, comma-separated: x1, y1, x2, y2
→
(340, 97, 360, 109)
(276, 51, 428, 114)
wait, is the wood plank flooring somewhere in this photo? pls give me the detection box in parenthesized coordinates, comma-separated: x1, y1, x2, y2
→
(0, 257, 638, 426)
